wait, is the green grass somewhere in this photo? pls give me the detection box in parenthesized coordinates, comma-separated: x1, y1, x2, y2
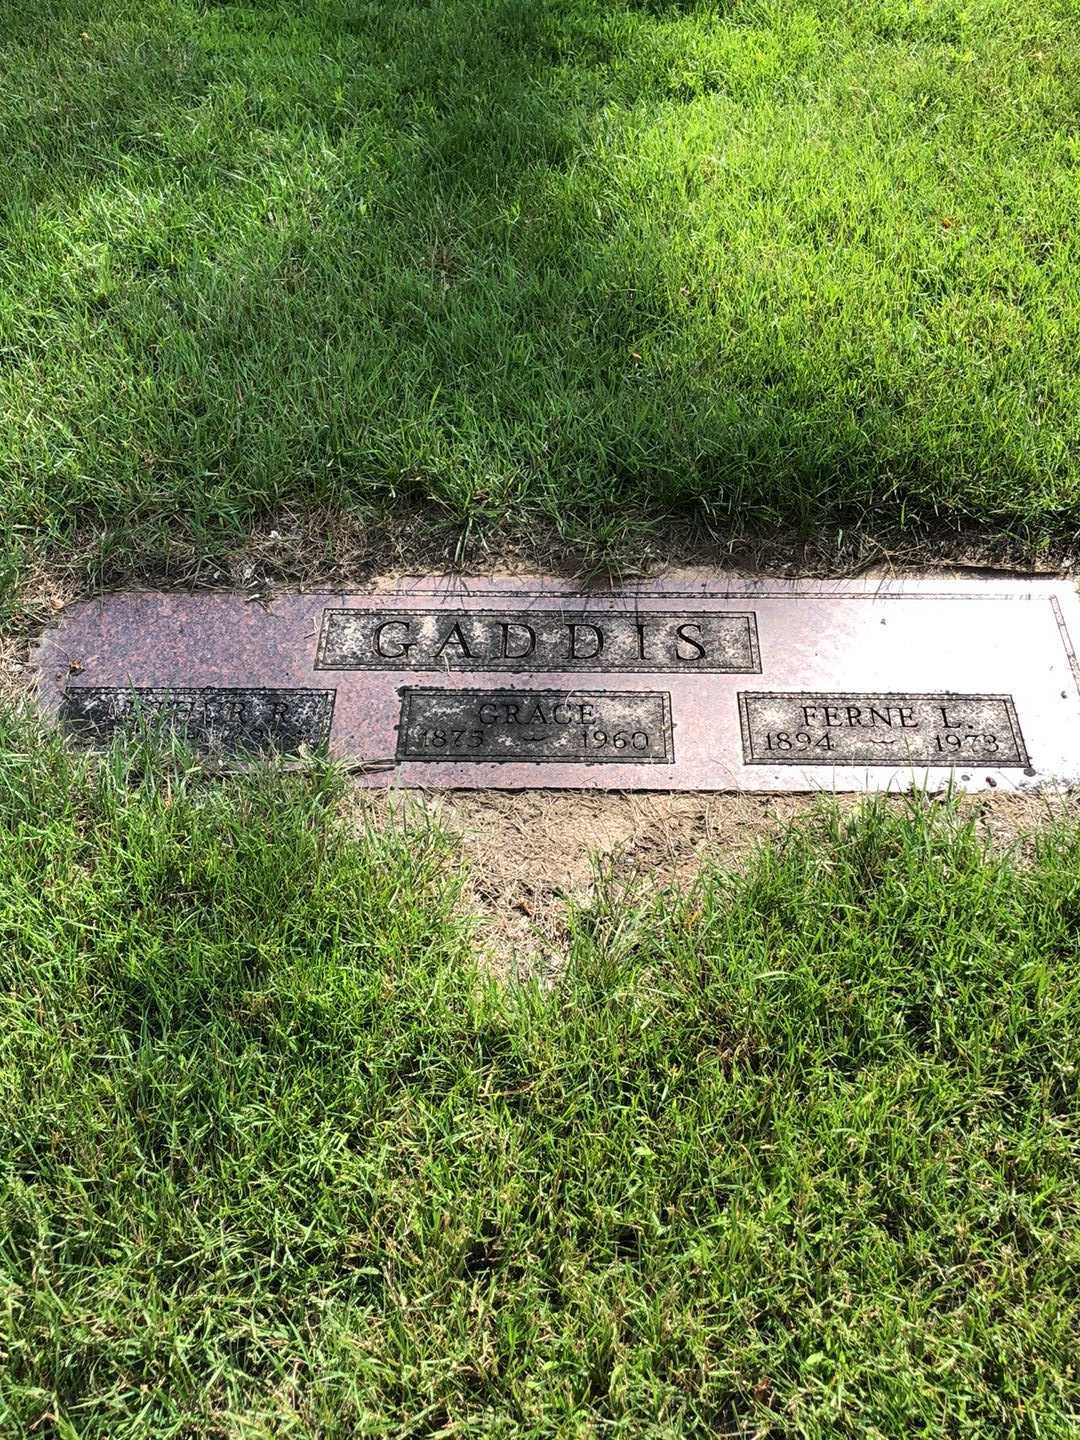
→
(2, 0, 1080, 599)
(6, 8, 1079, 1430)
(1, 723, 1077, 1436)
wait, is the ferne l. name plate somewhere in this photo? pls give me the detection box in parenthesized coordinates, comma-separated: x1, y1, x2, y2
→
(738, 692, 1028, 766)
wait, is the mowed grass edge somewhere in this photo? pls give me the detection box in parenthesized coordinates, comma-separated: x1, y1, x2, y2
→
(2, 0, 1080, 601)
(0, 720, 1077, 1437)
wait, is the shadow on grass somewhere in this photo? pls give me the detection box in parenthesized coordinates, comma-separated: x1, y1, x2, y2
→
(2, 0, 1079, 594)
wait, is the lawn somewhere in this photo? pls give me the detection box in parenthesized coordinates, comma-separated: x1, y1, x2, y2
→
(4, 5, 1080, 1434)
(2, 0, 1080, 601)
(0, 725, 1077, 1436)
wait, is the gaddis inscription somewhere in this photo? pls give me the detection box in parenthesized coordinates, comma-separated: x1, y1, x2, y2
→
(318, 608, 759, 673)
(60, 686, 335, 756)
(738, 693, 1029, 767)
(396, 688, 675, 763)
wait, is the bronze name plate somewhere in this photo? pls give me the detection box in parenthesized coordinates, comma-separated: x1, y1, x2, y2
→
(738, 692, 1029, 767)
(318, 608, 759, 673)
(396, 688, 675, 763)
(60, 686, 336, 756)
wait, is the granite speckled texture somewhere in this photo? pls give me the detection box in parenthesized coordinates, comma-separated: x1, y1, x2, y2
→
(32, 572, 1080, 792)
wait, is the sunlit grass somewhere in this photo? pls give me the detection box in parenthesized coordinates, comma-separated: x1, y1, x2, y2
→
(1, 722, 1077, 1435)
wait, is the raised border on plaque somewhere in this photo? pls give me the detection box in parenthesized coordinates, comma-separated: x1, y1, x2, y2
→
(737, 691, 1030, 767)
(316, 608, 761, 674)
(395, 687, 676, 764)
(60, 685, 336, 756)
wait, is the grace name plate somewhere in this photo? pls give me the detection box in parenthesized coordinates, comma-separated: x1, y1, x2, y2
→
(396, 688, 675, 764)
(31, 573, 1080, 792)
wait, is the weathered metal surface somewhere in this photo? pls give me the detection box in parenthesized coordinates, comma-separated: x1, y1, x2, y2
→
(738, 693, 1028, 767)
(396, 689, 674, 763)
(59, 685, 334, 757)
(317, 608, 759, 673)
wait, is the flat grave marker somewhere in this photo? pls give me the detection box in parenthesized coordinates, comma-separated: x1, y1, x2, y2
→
(32, 572, 1080, 792)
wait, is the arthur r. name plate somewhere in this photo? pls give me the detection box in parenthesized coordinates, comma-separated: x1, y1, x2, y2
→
(60, 686, 335, 756)
(31, 573, 1080, 792)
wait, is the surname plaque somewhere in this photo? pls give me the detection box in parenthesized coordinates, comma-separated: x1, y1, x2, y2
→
(318, 608, 759, 673)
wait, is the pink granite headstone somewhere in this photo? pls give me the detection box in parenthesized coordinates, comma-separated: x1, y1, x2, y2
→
(31, 572, 1080, 792)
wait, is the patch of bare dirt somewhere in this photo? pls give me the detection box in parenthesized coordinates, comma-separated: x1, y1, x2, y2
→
(0, 558, 80, 711)
(168, 508, 1080, 594)
(345, 787, 1080, 978)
